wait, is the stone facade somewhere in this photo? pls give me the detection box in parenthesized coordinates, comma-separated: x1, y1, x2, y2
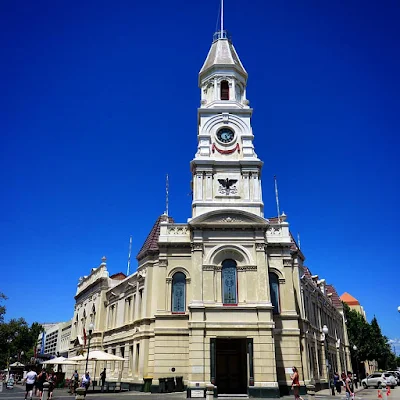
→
(68, 29, 351, 397)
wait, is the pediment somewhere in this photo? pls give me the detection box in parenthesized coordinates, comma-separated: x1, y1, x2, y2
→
(189, 209, 268, 228)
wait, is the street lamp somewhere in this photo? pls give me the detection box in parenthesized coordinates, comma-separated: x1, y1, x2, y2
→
(6, 338, 12, 380)
(353, 345, 358, 388)
(85, 323, 94, 372)
(322, 325, 334, 395)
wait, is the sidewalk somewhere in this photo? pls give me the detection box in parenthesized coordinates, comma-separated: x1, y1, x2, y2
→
(316, 386, 364, 397)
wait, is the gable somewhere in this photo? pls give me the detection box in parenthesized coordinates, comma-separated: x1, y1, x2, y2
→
(189, 209, 268, 228)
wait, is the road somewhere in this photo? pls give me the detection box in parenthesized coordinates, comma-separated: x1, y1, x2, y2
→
(0, 385, 398, 400)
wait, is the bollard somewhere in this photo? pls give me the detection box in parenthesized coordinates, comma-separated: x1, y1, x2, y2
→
(75, 387, 86, 400)
(206, 383, 215, 400)
(0, 381, 3, 392)
(306, 385, 316, 398)
(41, 382, 50, 400)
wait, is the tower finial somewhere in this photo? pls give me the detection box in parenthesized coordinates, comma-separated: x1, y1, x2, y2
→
(220, 0, 224, 38)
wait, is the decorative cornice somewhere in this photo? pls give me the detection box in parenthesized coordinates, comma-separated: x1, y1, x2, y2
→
(202, 265, 257, 272)
(255, 243, 266, 252)
(191, 243, 203, 252)
(283, 259, 292, 267)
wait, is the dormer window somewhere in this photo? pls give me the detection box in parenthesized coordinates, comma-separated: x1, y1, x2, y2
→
(221, 81, 229, 100)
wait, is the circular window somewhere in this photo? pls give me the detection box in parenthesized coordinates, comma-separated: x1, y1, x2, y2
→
(217, 128, 235, 144)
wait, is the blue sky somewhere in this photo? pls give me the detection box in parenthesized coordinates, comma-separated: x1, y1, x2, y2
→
(1, 0, 399, 348)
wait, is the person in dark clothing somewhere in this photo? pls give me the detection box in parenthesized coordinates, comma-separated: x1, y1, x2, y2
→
(100, 368, 106, 391)
(48, 372, 57, 400)
(334, 372, 341, 394)
(36, 369, 47, 398)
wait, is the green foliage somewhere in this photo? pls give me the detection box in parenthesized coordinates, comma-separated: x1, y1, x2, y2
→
(0, 315, 44, 369)
(0, 292, 7, 323)
(344, 303, 396, 370)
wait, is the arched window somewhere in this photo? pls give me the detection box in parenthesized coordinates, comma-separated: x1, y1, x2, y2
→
(220, 80, 229, 100)
(222, 259, 237, 305)
(172, 272, 186, 313)
(269, 273, 280, 314)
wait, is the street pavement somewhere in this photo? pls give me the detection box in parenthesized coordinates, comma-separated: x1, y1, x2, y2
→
(1, 384, 399, 400)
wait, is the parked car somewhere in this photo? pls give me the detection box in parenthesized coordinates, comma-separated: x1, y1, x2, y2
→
(362, 373, 397, 389)
(387, 371, 400, 386)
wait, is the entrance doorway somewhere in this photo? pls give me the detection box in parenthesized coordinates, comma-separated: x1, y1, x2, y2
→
(216, 338, 247, 395)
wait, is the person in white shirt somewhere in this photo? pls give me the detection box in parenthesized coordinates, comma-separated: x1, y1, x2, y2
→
(81, 372, 91, 392)
(25, 368, 37, 400)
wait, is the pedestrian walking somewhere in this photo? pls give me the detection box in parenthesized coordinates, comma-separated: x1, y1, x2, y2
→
(80, 372, 91, 392)
(290, 367, 304, 400)
(334, 371, 342, 394)
(69, 370, 79, 394)
(48, 371, 57, 400)
(100, 368, 106, 391)
(345, 371, 354, 400)
(24, 368, 37, 400)
(36, 369, 47, 398)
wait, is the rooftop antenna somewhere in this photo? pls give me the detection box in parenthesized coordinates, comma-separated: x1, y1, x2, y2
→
(274, 175, 281, 222)
(126, 235, 132, 276)
(166, 173, 169, 216)
(220, 0, 224, 37)
(297, 232, 301, 250)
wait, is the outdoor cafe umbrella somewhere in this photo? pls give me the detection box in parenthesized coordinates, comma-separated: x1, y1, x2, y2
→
(69, 350, 126, 382)
(42, 356, 78, 365)
(69, 350, 125, 362)
(9, 362, 25, 367)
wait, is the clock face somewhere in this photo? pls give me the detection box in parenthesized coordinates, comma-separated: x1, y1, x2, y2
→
(217, 128, 235, 144)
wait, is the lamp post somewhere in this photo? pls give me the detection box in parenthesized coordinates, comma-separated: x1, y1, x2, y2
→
(85, 323, 94, 373)
(323, 325, 334, 395)
(353, 345, 358, 389)
(6, 338, 12, 380)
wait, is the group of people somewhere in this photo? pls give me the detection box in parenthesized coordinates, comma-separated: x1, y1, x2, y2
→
(290, 366, 356, 400)
(68, 368, 106, 394)
(24, 368, 57, 400)
(334, 371, 356, 398)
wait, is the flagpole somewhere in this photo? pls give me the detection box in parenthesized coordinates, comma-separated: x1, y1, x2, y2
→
(274, 175, 281, 222)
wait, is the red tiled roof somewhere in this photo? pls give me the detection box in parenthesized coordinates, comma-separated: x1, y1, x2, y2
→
(110, 272, 127, 280)
(340, 292, 360, 306)
(326, 284, 343, 309)
(136, 214, 174, 261)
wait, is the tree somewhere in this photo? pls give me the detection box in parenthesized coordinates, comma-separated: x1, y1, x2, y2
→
(344, 304, 397, 372)
(344, 303, 374, 362)
(0, 318, 43, 369)
(0, 292, 7, 323)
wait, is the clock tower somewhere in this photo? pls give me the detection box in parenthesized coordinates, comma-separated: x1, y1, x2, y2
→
(191, 30, 264, 218)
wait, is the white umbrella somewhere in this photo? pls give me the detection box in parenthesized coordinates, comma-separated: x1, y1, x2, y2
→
(9, 362, 25, 367)
(42, 357, 78, 365)
(69, 350, 125, 362)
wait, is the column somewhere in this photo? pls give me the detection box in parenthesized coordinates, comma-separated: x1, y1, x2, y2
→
(195, 172, 203, 201)
(205, 171, 213, 200)
(242, 171, 250, 200)
(252, 172, 259, 200)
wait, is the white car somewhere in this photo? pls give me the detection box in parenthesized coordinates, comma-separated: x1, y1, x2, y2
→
(386, 371, 400, 386)
(362, 373, 397, 389)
